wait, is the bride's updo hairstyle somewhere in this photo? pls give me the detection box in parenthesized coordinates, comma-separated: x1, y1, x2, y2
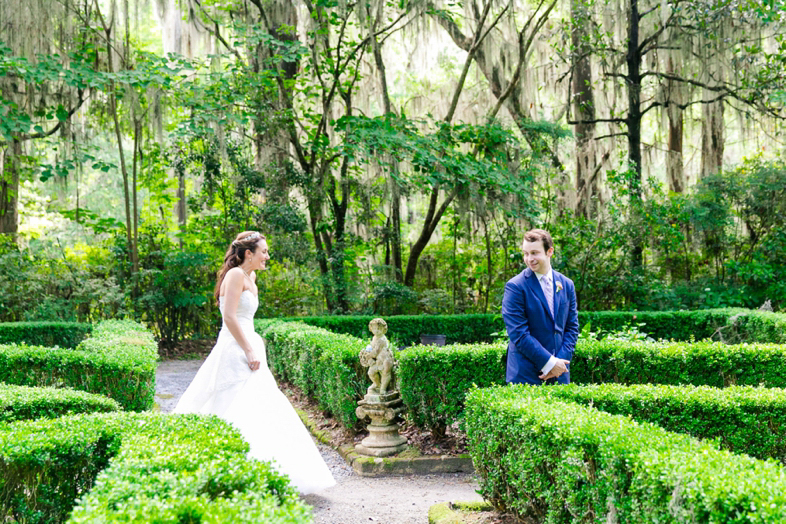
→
(214, 231, 266, 306)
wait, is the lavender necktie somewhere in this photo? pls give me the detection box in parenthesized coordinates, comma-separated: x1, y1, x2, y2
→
(541, 274, 554, 316)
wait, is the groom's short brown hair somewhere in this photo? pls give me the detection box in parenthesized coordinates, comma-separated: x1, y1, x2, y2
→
(523, 229, 554, 252)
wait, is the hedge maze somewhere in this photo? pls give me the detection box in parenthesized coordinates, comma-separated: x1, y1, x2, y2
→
(259, 308, 786, 522)
(0, 320, 310, 523)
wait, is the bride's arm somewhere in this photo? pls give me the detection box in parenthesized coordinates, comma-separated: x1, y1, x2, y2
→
(222, 268, 261, 371)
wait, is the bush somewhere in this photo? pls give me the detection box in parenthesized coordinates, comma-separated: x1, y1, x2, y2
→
(500, 383, 786, 462)
(0, 319, 158, 411)
(0, 412, 310, 524)
(257, 319, 367, 429)
(395, 337, 786, 433)
(398, 343, 506, 436)
(573, 338, 786, 388)
(0, 384, 121, 423)
(466, 386, 786, 523)
(0, 322, 92, 349)
(271, 314, 506, 346)
(273, 308, 786, 346)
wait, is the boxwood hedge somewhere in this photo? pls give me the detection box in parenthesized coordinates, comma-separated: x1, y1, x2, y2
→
(495, 383, 786, 462)
(466, 386, 786, 523)
(573, 338, 786, 388)
(0, 322, 92, 349)
(269, 307, 786, 345)
(256, 319, 367, 429)
(0, 320, 158, 411)
(0, 383, 121, 423)
(0, 412, 310, 523)
(396, 338, 786, 434)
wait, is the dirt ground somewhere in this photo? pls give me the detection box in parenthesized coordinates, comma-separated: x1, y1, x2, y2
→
(156, 359, 503, 523)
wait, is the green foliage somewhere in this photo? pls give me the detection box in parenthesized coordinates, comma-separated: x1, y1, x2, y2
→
(276, 308, 786, 346)
(0, 320, 158, 411)
(256, 320, 367, 429)
(133, 250, 214, 344)
(0, 239, 124, 323)
(398, 343, 505, 435)
(573, 338, 786, 388)
(0, 322, 92, 348)
(465, 386, 786, 523)
(0, 383, 121, 423)
(278, 313, 506, 346)
(502, 383, 786, 462)
(0, 413, 310, 524)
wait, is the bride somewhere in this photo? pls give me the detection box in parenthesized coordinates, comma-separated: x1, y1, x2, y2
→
(174, 231, 335, 494)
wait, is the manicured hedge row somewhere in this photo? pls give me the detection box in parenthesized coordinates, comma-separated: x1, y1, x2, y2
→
(256, 319, 367, 429)
(573, 338, 786, 388)
(267, 314, 505, 346)
(0, 383, 121, 423)
(0, 412, 310, 523)
(0, 320, 158, 411)
(0, 322, 92, 349)
(397, 343, 505, 436)
(466, 386, 786, 523)
(269, 307, 786, 345)
(504, 383, 786, 462)
(396, 338, 786, 434)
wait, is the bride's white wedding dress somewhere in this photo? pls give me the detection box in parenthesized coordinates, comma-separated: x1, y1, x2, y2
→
(174, 289, 336, 494)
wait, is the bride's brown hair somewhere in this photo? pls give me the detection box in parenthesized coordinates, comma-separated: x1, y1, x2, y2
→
(214, 231, 266, 306)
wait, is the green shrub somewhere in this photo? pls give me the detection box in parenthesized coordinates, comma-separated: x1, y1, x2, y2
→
(0, 319, 158, 411)
(396, 337, 786, 433)
(500, 383, 786, 462)
(0, 384, 121, 423)
(573, 338, 786, 388)
(0, 322, 92, 349)
(270, 314, 505, 346)
(466, 386, 786, 523)
(257, 320, 367, 429)
(398, 343, 506, 436)
(0, 412, 310, 524)
(273, 307, 786, 345)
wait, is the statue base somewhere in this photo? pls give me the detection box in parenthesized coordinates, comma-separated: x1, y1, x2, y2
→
(355, 391, 408, 458)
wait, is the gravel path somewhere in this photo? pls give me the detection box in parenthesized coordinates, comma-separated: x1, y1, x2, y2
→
(156, 359, 483, 523)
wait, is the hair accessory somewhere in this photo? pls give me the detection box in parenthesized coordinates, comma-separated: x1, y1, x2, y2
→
(232, 232, 261, 246)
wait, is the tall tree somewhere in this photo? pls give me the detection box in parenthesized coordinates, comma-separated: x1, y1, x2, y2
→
(564, 0, 786, 270)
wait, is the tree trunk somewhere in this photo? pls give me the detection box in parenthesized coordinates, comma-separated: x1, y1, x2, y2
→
(626, 0, 643, 271)
(665, 51, 685, 193)
(307, 196, 335, 312)
(701, 98, 724, 178)
(372, 29, 403, 281)
(571, 0, 598, 218)
(0, 140, 21, 236)
(403, 185, 457, 287)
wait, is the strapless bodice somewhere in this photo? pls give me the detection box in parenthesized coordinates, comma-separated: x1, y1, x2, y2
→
(219, 289, 258, 329)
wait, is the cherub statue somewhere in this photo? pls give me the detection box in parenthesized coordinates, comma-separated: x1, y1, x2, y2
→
(359, 318, 395, 394)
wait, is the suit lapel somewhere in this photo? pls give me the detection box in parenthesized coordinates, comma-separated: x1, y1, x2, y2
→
(552, 272, 564, 322)
(525, 270, 555, 323)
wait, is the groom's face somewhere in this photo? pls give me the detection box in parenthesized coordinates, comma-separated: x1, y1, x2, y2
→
(522, 239, 553, 275)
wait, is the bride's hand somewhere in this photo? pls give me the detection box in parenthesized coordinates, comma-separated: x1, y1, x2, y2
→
(245, 350, 261, 371)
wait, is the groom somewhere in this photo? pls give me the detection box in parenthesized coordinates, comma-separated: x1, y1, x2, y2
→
(502, 229, 579, 385)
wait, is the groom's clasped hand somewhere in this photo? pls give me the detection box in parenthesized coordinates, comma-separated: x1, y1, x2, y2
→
(538, 358, 570, 381)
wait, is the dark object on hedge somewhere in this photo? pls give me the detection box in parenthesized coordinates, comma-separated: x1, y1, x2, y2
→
(420, 334, 446, 346)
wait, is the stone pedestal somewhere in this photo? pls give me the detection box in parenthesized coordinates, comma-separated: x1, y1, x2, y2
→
(355, 391, 407, 457)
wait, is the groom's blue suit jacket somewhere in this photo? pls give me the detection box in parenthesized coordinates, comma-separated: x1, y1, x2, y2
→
(502, 268, 579, 385)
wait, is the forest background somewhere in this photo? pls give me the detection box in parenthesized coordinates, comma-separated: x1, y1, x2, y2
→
(1, 0, 785, 346)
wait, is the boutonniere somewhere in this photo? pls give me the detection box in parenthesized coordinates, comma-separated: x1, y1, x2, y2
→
(555, 281, 563, 294)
